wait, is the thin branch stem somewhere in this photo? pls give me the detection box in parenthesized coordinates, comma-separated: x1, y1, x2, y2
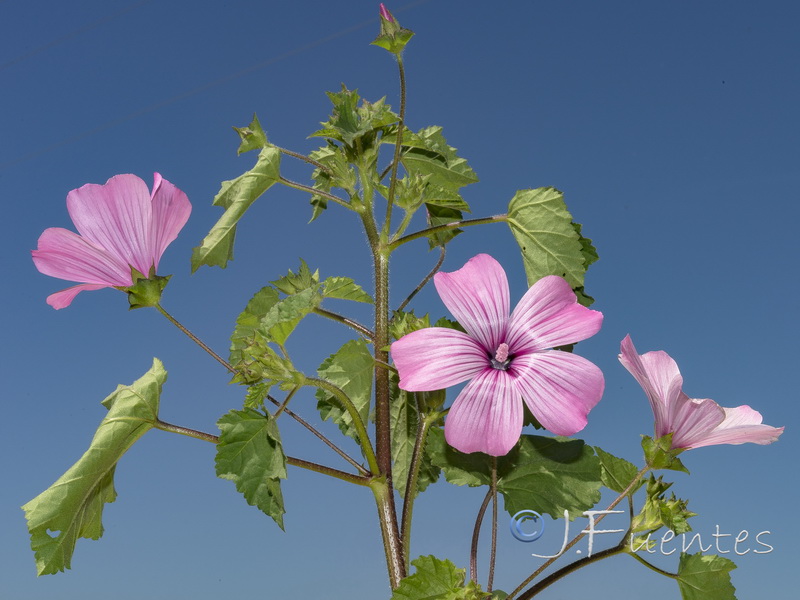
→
(628, 551, 678, 578)
(274, 145, 333, 175)
(153, 419, 370, 486)
(383, 54, 407, 238)
(395, 246, 445, 313)
(507, 465, 651, 600)
(469, 489, 493, 584)
(303, 377, 379, 475)
(264, 395, 369, 476)
(389, 214, 508, 250)
(400, 405, 438, 569)
(516, 545, 627, 599)
(313, 307, 375, 340)
(156, 303, 235, 374)
(488, 457, 498, 592)
(279, 176, 350, 209)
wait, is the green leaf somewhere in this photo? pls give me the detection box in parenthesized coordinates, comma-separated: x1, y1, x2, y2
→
(315, 339, 374, 443)
(22, 359, 165, 575)
(429, 431, 602, 519)
(425, 204, 464, 248)
(507, 187, 595, 306)
(391, 556, 477, 600)
(595, 447, 643, 494)
(323, 276, 373, 303)
(191, 146, 281, 271)
(215, 409, 287, 528)
(398, 126, 478, 192)
(676, 553, 737, 600)
(230, 286, 282, 367)
(270, 259, 319, 295)
(233, 113, 268, 154)
(259, 286, 323, 346)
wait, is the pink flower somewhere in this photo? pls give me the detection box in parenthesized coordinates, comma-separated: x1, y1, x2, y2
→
(379, 3, 394, 22)
(391, 254, 604, 456)
(32, 173, 191, 309)
(619, 335, 784, 449)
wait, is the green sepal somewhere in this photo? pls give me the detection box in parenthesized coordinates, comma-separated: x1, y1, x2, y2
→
(191, 146, 281, 271)
(595, 447, 644, 494)
(22, 359, 165, 575)
(215, 408, 287, 529)
(371, 6, 414, 56)
(629, 475, 695, 535)
(233, 113, 268, 154)
(308, 143, 357, 221)
(428, 431, 602, 519)
(123, 266, 171, 309)
(507, 187, 596, 306)
(642, 434, 689, 473)
(311, 86, 397, 155)
(315, 338, 373, 444)
(391, 555, 485, 600)
(676, 553, 737, 600)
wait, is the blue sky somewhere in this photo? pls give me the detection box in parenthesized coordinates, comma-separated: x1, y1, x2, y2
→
(2, 1, 797, 598)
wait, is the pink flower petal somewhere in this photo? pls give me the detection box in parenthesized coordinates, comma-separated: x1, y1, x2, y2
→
(391, 328, 487, 391)
(618, 335, 682, 438)
(149, 173, 191, 270)
(66, 174, 154, 275)
(507, 276, 602, 353)
(666, 395, 725, 449)
(688, 405, 784, 448)
(445, 368, 522, 456)
(433, 254, 509, 351)
(46, 284, 110, 309)
(512, 350, 604, 436)
(32, 228, 132, 286)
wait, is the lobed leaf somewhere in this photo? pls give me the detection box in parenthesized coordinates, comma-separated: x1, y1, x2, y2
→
(22, 359, 165, 575)
(595, 446, 643, 494)
(391, 555, 485, 600)
(429, 432, 602, 519)
(215, 409, 287, 529)
(676, 553, 737, 600)
(507, 187, 595, 306)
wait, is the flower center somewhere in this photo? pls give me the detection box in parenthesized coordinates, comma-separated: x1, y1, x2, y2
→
(490, 343, 511, 370)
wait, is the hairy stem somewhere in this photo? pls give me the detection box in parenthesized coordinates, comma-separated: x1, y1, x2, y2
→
(153, 419, 370, 486)
(279, 176, 350, 209)
(384, 54, 407, 238)
(507, 465, 651, 600)
(395, 246, 445, 313)
(488, 457, 498, 592)
(264, 395, 369, 476)
(314, 307, 375, 340)
(274, 144, 333, 175)
(400, 406, 438, 569)
(516, 545, 627, 599)
(303, 377, 379, 475)
(156, 303, 234, 373)
(469, 489, 493, 584)
(389, 214, 508, 250)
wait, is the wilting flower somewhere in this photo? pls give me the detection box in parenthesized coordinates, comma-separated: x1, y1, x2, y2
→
(32, 173, 191, 309)
(619, 335, 783, 449)
(391, 254, 604, 456)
